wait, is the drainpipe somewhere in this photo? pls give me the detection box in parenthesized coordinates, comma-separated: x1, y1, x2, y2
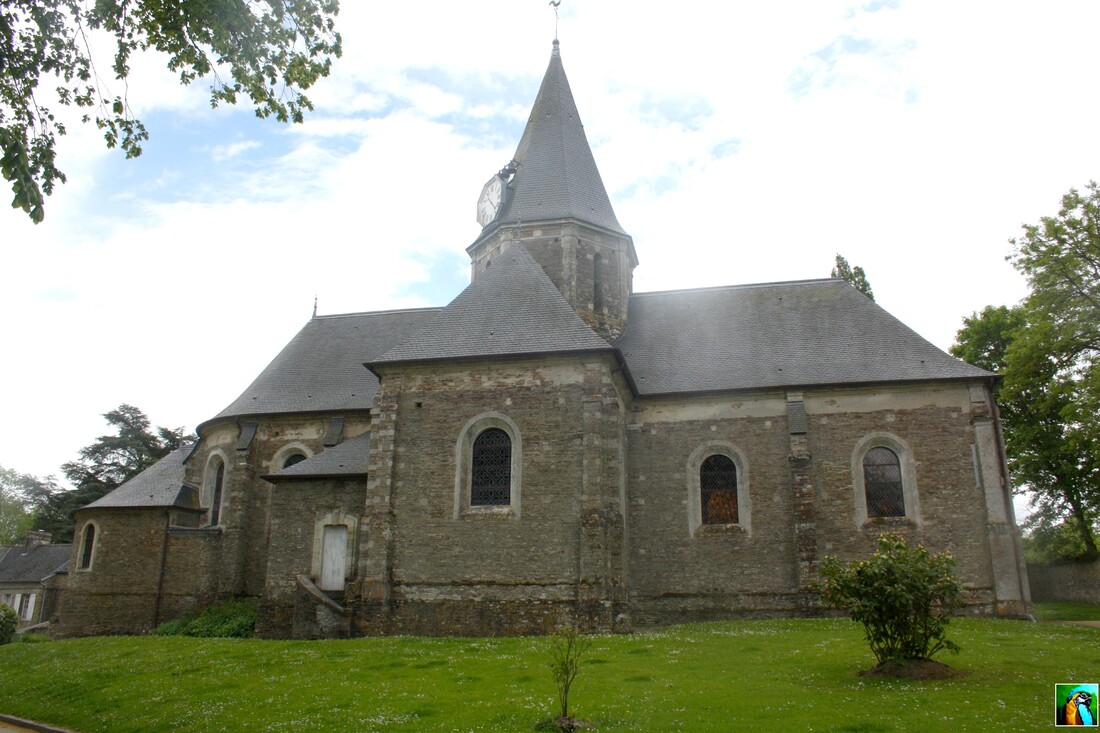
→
(152, 511, 171, 628)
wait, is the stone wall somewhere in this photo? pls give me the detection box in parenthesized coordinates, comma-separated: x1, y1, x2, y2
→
(187, 413, 371, 601)
(55, 509, 169, 636)
(258, 477, 365, 638)
(627, 391, 800, 625)
(625, 381, 1028, 624)
(1027, 561, 1100, 604)
(361, 355, 629, 635)
(806, 385, 999, 605)
(57, 366, 1030, 638)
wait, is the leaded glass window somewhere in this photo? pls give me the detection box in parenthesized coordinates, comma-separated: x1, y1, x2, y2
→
(471, 428, 511, 506)
(864, 447, 904, 517)
(701, 454, 738, 524)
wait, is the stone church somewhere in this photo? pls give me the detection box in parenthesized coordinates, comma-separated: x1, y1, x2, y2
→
(55, 41, 1030, 638)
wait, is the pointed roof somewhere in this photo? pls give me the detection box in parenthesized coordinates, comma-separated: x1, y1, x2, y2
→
(482, 40, 626, 238)
(371, 243, 612, 367)
(81, 444, 200, 510)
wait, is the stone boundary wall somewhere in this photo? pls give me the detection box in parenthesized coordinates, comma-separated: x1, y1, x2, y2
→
(1027, 561, 1100, 604)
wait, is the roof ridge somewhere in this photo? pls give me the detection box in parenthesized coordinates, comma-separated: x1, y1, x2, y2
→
(313, 306, 443, 320)
(632, 278, 846, 298)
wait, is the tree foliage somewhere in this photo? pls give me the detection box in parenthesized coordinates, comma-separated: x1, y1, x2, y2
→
(30, 404, 192, 541)
(818, 533, 963, 665)
(952, 182, 1100, 561)
(1, 0, 342, 222)
(830, 254, 875, 301)
(0, 466, 55, 544)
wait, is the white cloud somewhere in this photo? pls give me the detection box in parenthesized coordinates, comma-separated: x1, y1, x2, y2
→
(209, 140, 262, 161)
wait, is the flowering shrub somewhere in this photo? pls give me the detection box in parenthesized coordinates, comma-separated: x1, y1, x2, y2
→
(818, 533, 963, 664)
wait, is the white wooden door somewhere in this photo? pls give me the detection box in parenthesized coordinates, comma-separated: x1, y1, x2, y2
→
(319, 525, 348, 591)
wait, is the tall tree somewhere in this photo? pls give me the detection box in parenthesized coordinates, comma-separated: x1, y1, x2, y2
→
(830, 254, 875, 301)
(2, 0, 342, 223)
(953, 307, 1099, 560)
(0, 466, 51, 544)
(952, 181, 1100, 561)
(30, 404, 193, 541)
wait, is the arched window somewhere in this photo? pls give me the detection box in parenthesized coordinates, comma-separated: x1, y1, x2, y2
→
(863, 447, 904, 518)
(204, 456, 226, 527)
(471, 428, 511, 506)
(687, 442, 751, 536)
(701, 454, 738, 524)
(455, 412, 523, 518)
(852, 433, 919, 526)
(78, 522, 97, 570)
(283, 453, 307, 469)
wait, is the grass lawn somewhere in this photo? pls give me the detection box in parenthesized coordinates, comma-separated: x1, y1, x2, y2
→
(1033, 601, 1100, 622)
(2, 618, 1097, 732)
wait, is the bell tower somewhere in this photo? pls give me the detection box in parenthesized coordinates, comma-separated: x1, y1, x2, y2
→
(468, 40, 638, 342)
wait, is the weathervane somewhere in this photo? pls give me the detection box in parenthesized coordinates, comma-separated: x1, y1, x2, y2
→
(550, 0, 561, 40)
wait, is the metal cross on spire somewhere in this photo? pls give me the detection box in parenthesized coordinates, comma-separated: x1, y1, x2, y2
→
(549, 0, 561, 40)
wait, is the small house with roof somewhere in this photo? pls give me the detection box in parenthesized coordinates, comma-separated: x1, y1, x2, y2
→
(1, 531, 70, 630)
(55, 40, 1030, 638)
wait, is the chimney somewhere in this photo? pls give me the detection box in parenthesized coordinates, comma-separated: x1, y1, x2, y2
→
(24, 530, 51, 550)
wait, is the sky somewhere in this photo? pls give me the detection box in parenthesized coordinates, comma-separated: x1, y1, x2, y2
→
(4, 0, 1099, 523)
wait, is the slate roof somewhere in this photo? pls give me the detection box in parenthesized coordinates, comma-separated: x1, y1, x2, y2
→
(615, 278, 992, 395)
(0, 544, 71, 584)
(478, 41, 626, 240)
(264, 432, 372, 482)
(82, 444, 199, 510)
(212, 308, 439, 423)
(372, 243, 613, 367)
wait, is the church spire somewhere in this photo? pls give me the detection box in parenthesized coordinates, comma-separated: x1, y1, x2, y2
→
(486, 39, 627, 237)
(468, 40, 637, 342)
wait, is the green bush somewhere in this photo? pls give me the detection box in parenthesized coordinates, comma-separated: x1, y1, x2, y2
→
(818, 532, 963, 665)
(152, 616, 194, 636)
(186, 601, 255, 638)
(152, 600, 256, 638)
(0, 605, 16, 645)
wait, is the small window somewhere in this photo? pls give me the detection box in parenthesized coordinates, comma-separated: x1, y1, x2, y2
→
(471, 428, 511, 506)
(78, 523, 96, 570)
(204, 455, 226, 527)
(701, 454, 738, 524)
(283, 454, 307, 469)
(18, 593, 34, 621)
(863, 447, 904, 517)
(593, 252, 604, 313)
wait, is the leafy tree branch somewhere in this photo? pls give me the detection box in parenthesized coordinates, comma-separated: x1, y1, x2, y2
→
(1, 0, 341, 223)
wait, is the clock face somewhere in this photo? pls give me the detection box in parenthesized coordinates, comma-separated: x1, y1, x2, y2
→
(477, 175, 504, 227)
